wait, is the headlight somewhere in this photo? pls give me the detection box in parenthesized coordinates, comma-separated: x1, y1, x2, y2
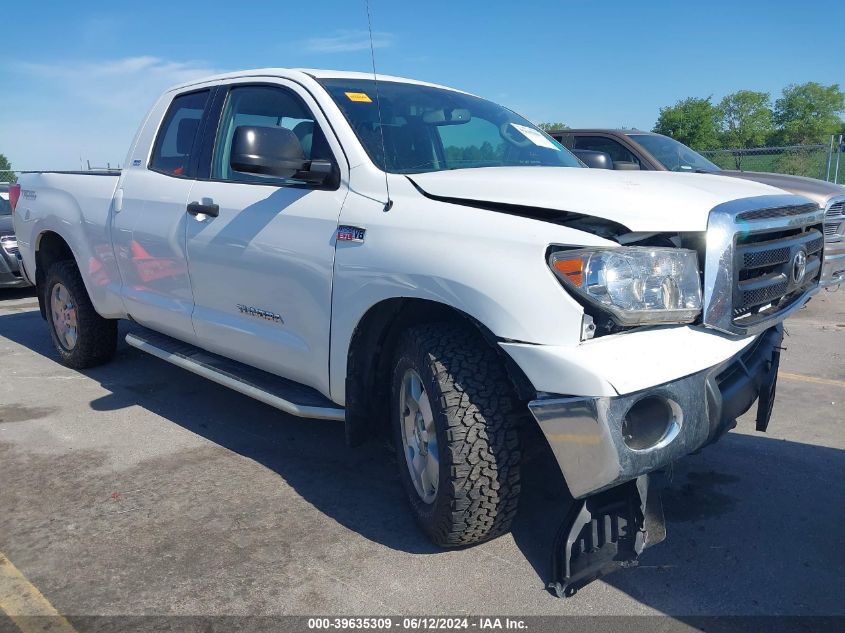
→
(549, 247, 702, 325)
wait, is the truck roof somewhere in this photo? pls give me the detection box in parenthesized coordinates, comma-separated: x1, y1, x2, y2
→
(166, 68, 461, 94)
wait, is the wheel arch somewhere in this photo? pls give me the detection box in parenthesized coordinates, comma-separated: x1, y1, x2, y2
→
(343, 297, 536, 446)
(34, 231, 77, 320)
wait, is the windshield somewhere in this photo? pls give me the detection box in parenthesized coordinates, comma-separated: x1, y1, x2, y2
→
(0, 196, 10, 216)
(628, 134, 721, 173)
(319, 78, 582, 174)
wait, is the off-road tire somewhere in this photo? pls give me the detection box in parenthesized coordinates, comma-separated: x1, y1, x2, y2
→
(45, 260, 117, 369)
(391, 322, 522, 547)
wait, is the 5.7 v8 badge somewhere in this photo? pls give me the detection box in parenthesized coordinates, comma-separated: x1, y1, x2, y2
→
(337, 225, 366, 242)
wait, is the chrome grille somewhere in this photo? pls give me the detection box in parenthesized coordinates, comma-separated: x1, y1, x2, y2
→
(738, 276, 789, 311)
(733, 229, 823, 316)
(736, 202, 818, 221)
(742, 246, 789, 269)
(824, 199, 845, 239)
(703, 195, 825, 336)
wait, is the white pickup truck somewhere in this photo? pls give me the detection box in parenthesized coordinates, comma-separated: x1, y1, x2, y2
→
(12, 68, 825, 596)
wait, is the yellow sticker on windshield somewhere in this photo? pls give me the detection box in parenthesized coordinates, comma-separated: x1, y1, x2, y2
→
(345, 91, 373, 103)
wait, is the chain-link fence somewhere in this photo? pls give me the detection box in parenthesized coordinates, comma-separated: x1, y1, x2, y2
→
(700, 135, 844, 183)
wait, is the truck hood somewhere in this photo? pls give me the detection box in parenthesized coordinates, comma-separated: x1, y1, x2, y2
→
(720, 170, 845, 207)
(408, 167, 787, 232)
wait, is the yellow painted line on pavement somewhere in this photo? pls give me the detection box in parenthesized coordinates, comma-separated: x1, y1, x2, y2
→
(780, 372, 845, 389)
(0, 553, 78, 633)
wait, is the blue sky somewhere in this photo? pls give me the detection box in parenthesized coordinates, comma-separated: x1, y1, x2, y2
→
(2, 0, 842, 170)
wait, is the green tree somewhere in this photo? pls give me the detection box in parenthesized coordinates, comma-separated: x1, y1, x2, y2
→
(0, 154, 14, 183)
(652, 97, 721, 150)
(718, 91, 773, 169)
(774, 82, 845, 145)
(537, 122, 568, 132)
(719, 90, 773, 148)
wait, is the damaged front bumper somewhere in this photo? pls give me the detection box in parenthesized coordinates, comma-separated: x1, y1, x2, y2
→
(820, 239, 845, 288)
(528, 325, 784, 499)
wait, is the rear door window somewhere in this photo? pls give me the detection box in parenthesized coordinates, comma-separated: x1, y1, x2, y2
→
(150, 90, 210, 177)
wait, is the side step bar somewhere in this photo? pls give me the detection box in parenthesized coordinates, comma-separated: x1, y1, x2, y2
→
(125, 329, 345, 421)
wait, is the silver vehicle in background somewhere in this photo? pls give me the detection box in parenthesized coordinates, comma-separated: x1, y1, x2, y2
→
(0, 183, 31, 289)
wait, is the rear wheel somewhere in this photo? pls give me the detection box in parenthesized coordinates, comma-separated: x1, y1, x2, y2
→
(45, 260, 117, 368)
(391, 322, 522, 547)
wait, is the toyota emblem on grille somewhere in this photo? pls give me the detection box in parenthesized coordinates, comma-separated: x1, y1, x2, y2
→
(792, 249, 807, 284)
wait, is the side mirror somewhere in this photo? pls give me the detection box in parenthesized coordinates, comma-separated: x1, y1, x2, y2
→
(573, 149, 613, 170)
(230, 126, 307, 178)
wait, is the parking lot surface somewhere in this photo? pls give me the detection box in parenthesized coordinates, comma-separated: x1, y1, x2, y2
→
(1, 287, 843, 618)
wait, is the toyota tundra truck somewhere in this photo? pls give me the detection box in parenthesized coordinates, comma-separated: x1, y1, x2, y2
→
(11, 68, 825, 596)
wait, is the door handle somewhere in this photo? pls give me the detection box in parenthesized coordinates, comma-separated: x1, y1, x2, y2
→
(187, 201, 219, 217)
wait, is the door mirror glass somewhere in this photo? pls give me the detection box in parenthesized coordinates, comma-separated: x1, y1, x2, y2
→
(230, 126, 307, 178)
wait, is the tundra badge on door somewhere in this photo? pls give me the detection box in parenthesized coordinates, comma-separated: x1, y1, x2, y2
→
(236, 304, 283, 324)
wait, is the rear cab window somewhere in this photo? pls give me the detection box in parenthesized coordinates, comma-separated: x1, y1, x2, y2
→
(149, 90, 210, 177)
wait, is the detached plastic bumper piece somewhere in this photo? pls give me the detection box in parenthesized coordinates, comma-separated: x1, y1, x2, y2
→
(550, 475, 665, 598)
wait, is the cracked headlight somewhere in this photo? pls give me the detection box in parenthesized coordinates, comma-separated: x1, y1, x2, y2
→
(549, 247, 702, 325)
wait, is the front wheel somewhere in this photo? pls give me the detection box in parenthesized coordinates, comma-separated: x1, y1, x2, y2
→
(391, 322, 522, 547)
(45, 260, 117, 369)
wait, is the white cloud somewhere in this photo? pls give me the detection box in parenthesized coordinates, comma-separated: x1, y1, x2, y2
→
(303, 30, 394, 53)
(13, 56, 223, 110)
(2, 56, 225, 170)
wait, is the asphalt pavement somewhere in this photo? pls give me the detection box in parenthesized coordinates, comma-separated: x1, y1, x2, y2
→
(0, 286, 843, 620)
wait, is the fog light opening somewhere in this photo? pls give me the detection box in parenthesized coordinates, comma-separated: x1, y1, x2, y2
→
(622, 396, 681, 451)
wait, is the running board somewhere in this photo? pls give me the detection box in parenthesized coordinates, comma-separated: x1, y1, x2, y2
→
(125, 329, 345, 421)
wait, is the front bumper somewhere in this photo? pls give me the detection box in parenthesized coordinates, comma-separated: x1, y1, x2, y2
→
(528, 325, 783, 498)
(820, 240, 845, 287)
(0, 247, 29, 289)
